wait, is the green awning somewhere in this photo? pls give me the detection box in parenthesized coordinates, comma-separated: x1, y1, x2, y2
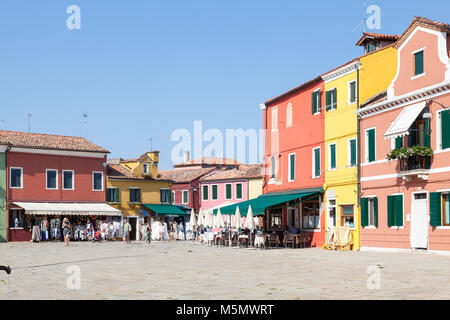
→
(142, 204, 189, 217)
(213, 191, 318, 217)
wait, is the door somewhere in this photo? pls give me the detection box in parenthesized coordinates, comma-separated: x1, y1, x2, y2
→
(128, 217, 137, 241)
(410, 193, 428, 249)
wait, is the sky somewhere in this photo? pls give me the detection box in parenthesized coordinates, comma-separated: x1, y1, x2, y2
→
(0, 0, 449, 169)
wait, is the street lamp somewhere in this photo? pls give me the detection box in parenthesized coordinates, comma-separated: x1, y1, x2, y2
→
(423, 99, 449, 119)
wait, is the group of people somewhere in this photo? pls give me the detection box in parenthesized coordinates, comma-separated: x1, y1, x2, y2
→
(60, 217, 122, 247)
(145, 219, 185, 242)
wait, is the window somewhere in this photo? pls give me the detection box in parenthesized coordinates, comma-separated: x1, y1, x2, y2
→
(202, 185, 209, 201)
(327, 199, 337, 228)
(106, 188, 119, 202)
(182, 190, 189, 204)
(312, 90, 322, 114)
(414, 51, 424, 76)
(348, 139, 357, 167)
(270, 156, 276, 179)
(341, 205, 354, 227)
(325, 88, 337, 111)
(130, 188, 141, 203)
(268, 208, 282, 230)
(46, 169, 58, 190)
(366, 42, 377, 53)
(172, 191, 176, 204)
(348, 81, 356, 104)
(62, 170, 74, 190)
(440, 110, 450, 150)
(225, 184, 232, 200)
(286, 103, 293, 128)
(366, 128, 376, 163)
(236, 183, 243, 199)
(430, 192, 450, 227)
(9, 209, 25, 228)
(288, 153, 295, 181)
(271, 107, 278, 130)
(10, 167, 23, 188)
(160, 189, 170, 203)
(329, 143, 336, 170)
(361, 197, 378, 227)
(142, 163, 149, 174)
(312, 147, 321, 178)
(212, 185, 218, 200)
(302, 200, 320, 229)
(387, 195, 403, 227)
(92, 172, 103, 191)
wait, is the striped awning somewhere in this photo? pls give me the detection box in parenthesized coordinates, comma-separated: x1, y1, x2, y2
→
(384, 101, 426, 140)
(13, 202, 122, 216)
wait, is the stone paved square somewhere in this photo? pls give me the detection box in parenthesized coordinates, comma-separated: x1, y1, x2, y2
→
(1, 241, 450, 300)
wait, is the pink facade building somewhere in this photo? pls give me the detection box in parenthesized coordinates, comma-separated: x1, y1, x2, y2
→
(358, 17, 450, 251)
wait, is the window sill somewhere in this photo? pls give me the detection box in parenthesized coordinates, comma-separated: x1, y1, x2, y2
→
(107, 202, 120, 205)
(128, 202, 142, 205)
(390, 226, 405, 229)
(435, 226, 450, 230)
(411, 72, 425, 80)
(46, 188, 59, 191)
(9, 227, 24, 230)
(363, 226, 377, 229)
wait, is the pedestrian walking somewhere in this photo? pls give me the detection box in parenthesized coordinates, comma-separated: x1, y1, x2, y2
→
(123, 218, 132, 244)
(145, 221, 151, 244)
(62, 218, 71, 247)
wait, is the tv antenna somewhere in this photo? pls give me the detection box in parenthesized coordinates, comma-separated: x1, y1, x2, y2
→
(82, 113, 88, 137)
(352, 0, 367, 33)
(27, 114, 32, 133)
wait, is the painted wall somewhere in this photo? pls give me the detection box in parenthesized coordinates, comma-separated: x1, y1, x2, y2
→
(171, 179, 201, 213)
(248, 178, 263, 200)
(0, 152, 6, 242)
(361, 93, 450, 250)
(106, 179, 171, 218)
(200, 179, 248, 211)
(263, 79, 325, 193)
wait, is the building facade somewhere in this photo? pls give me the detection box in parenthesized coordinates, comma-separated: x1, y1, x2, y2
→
(0, 146, 6, 242)
(358, 17, 450, 251)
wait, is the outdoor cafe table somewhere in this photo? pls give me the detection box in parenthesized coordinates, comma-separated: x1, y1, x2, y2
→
(254, 234, 265, 248)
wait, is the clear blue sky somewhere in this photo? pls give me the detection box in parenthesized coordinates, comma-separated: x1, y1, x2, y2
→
(0, 0, 448, 169)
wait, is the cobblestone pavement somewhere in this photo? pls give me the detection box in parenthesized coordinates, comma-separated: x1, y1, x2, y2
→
(1, 241, 450, 300)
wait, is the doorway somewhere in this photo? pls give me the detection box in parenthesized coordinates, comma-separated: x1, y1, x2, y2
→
(410, 192, 428, 249)
(128, 216, 138, 241)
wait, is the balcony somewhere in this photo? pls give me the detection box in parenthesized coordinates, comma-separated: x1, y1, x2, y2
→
(399, 155, 431, 182)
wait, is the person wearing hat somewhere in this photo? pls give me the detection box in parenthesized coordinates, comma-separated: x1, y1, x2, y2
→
(62, 218, 71, 247)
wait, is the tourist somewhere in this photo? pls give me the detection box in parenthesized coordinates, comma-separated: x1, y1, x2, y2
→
(145, 221, 151, 244)
(62, 218, 71, 247)
(172, 221, 178, 242)
(163, 220, 169, 241)
(109, 222, 115, 240)
(86, 219, 94, 242)
(123, 218, 131, 244)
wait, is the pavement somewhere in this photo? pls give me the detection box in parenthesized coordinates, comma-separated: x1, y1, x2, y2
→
(1, 240, 450, 299)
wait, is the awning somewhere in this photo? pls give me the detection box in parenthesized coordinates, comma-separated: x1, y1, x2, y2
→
(384, 101, 426, 140)
(142, 204, 189, 217)
(213, 191, 319, 217)
(13, 202, 122, 216)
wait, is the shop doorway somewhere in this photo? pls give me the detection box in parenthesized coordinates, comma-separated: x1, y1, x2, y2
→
(128, 216, 138, 241)
(411, 192, 428, 249)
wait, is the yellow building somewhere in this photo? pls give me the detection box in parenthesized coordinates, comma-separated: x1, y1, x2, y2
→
(106, 151, 175, 240)
(322, 41, 397, 250)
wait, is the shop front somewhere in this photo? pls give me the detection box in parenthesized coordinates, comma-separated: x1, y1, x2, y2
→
(8, 202, 122, 242)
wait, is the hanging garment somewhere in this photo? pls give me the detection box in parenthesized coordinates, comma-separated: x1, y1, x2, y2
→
(32, 226, 41, 242)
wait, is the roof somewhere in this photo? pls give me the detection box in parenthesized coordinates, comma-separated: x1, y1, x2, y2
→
(173, 157, 241, 168)
(106, 164, 171, 182)
(121, 151, 159, 163)
(355, 32, 400, 46)
(264, 77, 322, 106)
(395, 16, 450, 49)
(0, 130, 109, 153)
(158, 167, 216, 183)
(200, 164, 263, 182)
(360, 90, 388, 108)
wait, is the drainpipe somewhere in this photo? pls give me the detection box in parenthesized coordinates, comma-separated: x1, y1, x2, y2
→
(4, 144, 11, 242)
(260, 103, 267, 190)
(356, 61, 362, 207)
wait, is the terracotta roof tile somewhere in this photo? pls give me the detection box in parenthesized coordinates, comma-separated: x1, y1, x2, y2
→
(0, 130, 109, 153)
(200, 164, 263, 182)
(107, 164, 171, 182)
(158, 167, 215, 183)
(355, 32, 400, 46)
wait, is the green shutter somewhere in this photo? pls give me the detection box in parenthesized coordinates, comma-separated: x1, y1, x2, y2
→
(330, 144, 336, 169)
(325, 91, 331, 111)
(442, 110, 450, 149)
(430, 192, 442, 227)
(312, 91, 317, 114)
(236, 184, 242, 199)
(317, 90, 322, 113)
(183, 191, 188, 203)
(203, 186, 208, 200)
(137, 189, 141, 202)
(368, 129, 376, 162)
(212, 185, 217, 200)
(395, 136, 403, 149)
(333, 88, 337, 109)
(226, 184, 232, 199)
(394, 195, 403, 227)
(361, 198, 369, 227)
(373, 197, 378, 227)
(114, 188, 119, 202)
(387, 196, 395, 227)
(415, 51, 424, 75)
(350, 139, 356, 166)
(314, 148, 320, 177)
(290, 154, 295, 180)
(350, 82, 356, 103)
(424, 118, 431, 148)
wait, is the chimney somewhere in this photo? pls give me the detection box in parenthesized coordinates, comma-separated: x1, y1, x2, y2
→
(183, 150, 190, 162)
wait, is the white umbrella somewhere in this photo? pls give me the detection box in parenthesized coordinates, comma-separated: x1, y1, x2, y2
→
(245, 205, 256, 247)
(197, 209, 204, 227)
(207, 210, 214, 228)
(216, 208, 225, 228)
(234, 206, 242, 230)
(189, 208, 197, 228)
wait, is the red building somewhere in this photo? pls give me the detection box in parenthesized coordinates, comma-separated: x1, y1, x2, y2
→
(1, 130, 120, 242)
(260, 77, 326, 247)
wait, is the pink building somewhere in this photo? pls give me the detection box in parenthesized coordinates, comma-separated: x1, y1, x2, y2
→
(358, 17, 450, 251)
(199, 165, 263, 211)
